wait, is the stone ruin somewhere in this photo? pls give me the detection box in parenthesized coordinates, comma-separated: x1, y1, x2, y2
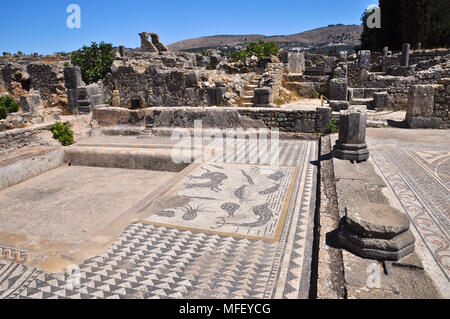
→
(0, 33, 448, 133)
(139, 32, 169, 53)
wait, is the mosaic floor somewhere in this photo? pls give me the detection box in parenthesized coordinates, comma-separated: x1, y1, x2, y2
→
(367, 136, 450, 297)
(0, 139, 318, 299)
(142, 163, 297, 241)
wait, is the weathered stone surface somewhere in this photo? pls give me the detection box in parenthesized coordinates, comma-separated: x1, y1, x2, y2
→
(150, 33, 169, 52)
(406, 115, 443, 129)
(373, 91, 390, 110)
(139, 32, 158, 53)
(207, 87, 227, 106)
(19, 93, 43, 115)
(358, 50, 371, 70)
(287, 53, 305, 74)
(339, 51, 348, 63)
(333, 106, 369, 162)
(344, 203, 410, 240)
(406, 85, 435, 117)
(341, 227, 415, 252)
(254, 88, 272, 105)
(400, 43, 410, 67)
(329, 100, 349, 111)
(63, 66, 83, 90)
(329, 78, 348, 101)
(279, 51, 289, 64)
(324, 56, 338, 74)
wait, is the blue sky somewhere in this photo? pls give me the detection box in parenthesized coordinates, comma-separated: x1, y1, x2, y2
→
(0, 0, 376, 55)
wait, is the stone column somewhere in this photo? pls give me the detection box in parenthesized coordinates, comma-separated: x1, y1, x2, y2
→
(119, 46, 125, 57)
(400, 43, 410, 67)
(333, 106, 370, 162)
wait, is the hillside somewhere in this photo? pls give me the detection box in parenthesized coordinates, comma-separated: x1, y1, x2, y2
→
(168, 25, 363, 52)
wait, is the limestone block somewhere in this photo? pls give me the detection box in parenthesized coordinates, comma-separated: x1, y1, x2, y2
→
(406, 85, 435, 117)
(254, 88, 273, 105)
(373, 91, 390, 110)
(329, 100, 349, 111)
(19, 93, 43, 115)
(329, 78, 348, 101)
(287, 53, 305, 74)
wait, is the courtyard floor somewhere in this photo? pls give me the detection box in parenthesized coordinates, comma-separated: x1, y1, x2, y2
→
(0, 136, 319, 299)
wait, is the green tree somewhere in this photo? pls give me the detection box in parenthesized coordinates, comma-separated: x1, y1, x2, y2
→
(0, 95, 19, 120)
(71, 42, 116, 84)
(228, 41, 280, 62)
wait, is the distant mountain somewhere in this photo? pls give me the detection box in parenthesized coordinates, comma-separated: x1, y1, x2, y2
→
(168, 25, 363, 52)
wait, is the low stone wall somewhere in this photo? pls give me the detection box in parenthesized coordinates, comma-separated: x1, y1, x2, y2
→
(0, 123, 58, 154)
(92, 106, 332, 133)
(0, 115, 91, 154)
(0, 147, 64, 191)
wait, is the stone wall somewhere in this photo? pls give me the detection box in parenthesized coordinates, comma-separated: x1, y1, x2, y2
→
(0, 115, 91, 154)
(434, 78, 450, 127)
(92, 106, 332, 133)
(0, 54, 68, 106)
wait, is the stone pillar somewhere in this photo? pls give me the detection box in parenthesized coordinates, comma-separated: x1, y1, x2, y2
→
(333, 107, 370, 162)
(358, 50, 371, 70)
(383, 46, 389, 57)
(254, 88, 273, 107)
(139, 32, 158, 53)
(150, 33, 169, 52)
(64, 66, 83, 90)
(64, 66, 84, 113)
(329, 78, 348, 101)
(416, 43, 422, 51)
(287, 53, 305, 73)
(338, 203, 415, 261)
(400, 43, 410, 67)
(119, 46, 125, 57)
(405, 85, 442, 128)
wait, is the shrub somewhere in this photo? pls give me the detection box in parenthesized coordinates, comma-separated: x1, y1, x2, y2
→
(71, 42, 116, 84)
(0, 95, 19, 120)
(50, 122, 74, 146)
(228, 41, 280, 62)
(326, 118, 338, 134)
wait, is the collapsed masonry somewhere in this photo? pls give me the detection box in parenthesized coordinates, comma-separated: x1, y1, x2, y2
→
(0, 33, 449, 132)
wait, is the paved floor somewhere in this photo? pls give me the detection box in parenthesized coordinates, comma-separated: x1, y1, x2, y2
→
(0, 138, 319, 299)
(367, 128, 450, 298)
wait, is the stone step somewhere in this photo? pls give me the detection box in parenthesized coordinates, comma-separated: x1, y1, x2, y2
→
(65, 146, 190, 172)
(246, 84, 258, 89)
(242, 95, 254, 100)
(350, 98, 373, 106)
(242, 102, 254, 107)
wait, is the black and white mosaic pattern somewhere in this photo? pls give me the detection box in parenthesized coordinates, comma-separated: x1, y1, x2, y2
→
(1, 140, 318, 299)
